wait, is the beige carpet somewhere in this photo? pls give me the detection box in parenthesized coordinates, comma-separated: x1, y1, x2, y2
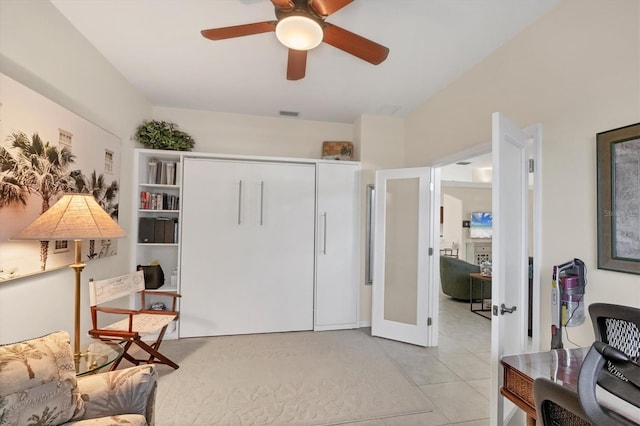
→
(152, 329, 433, 425)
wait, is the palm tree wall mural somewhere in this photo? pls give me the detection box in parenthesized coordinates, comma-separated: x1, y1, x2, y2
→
(0, 73, 121, 281)
(70, 169, 120, 259)
(1, 131, 76, 271)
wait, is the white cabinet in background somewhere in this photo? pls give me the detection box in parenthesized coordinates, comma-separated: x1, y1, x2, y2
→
(314, 162, 361, 330)
(179, 158, 316, 337)
(466, 241, 492, 265)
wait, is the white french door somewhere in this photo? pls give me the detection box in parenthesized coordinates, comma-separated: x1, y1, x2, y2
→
(490, 112, 542, 425)
(371, 167, 435, 347)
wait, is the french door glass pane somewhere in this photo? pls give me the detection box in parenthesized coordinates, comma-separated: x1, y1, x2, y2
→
(383, 178, 419, 325)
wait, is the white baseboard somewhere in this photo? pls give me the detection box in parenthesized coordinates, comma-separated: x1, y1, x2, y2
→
(314, 323, 359, 331)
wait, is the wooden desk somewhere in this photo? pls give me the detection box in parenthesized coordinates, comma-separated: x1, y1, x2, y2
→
(469, 272, 492, 319)
(500, 347, 589, 425)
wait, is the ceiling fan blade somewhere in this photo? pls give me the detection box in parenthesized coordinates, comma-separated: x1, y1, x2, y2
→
(311, 0, 353, 16)
(322, 23, 389, 65)
(287, 49, 307, 80)
(271, 0, 294, 8)
(201, 21, 276, 40)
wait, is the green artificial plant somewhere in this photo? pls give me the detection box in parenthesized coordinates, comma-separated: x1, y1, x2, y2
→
(134, 120, 195, 151)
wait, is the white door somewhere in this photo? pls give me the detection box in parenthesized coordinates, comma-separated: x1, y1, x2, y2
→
(371, 167, 434, 347)
(315, 162, 360, 330)
(180, 158, 315, 337)
(489, 113, 541, 424)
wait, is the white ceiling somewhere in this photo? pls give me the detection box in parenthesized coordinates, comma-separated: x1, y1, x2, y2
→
(51, 0, 559, 124)
(441, 153, 493, 185)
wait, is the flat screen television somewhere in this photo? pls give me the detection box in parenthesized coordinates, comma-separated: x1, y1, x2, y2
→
(470, 212, 492, 239)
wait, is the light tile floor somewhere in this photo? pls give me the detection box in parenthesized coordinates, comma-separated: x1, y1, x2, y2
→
(346, 294, 491, 426)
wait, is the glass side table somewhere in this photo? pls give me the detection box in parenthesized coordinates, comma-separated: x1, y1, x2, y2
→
(75, 340, 124, 376)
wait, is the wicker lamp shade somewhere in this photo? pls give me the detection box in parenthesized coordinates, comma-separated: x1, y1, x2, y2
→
(12, 193, 126, 361)
(13, 193, 126, 240)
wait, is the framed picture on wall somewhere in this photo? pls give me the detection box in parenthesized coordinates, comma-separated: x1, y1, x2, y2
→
(322, 141, 353, 160)
(0, 73, 121, 282)
(596, 122, 640, 275)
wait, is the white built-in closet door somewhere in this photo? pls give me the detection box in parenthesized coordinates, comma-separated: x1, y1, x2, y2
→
(179, 158, 316, 337)
(315, 162, 360, 329)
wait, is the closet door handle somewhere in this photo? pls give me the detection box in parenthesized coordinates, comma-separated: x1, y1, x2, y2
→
(259, 181, 264, 226)
(237, 180, 243, 225)
(322, 212, 328, 255)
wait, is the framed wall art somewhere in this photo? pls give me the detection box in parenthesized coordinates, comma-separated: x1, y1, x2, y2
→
(0, 73, 121, 282)
(322, 141, 353, 160)
(596, 122, 640, 275)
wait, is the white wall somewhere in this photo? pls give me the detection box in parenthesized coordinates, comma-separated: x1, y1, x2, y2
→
(0, 0, 151, 343)
(357, 114, 406, 324)
(441, 193, 464, 259)
(152, 107, 353, 160)
(405, 0, 640, 348)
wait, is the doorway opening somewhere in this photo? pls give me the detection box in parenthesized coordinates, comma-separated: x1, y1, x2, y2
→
(434, 144, 536, 346)
(370, 114, 542, 425)
(434, 146, 494, 360)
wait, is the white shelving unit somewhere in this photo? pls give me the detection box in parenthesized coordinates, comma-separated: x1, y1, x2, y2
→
(132, 149, 182, 339)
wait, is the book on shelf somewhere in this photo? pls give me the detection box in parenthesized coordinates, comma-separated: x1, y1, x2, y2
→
(154, 218, 166, 243)
(147, 159, 177, 185)
(138, 217, 179, 243)
(148, 160, 157, 184)
(165, 162, 175, 185)
(140, 191, 179, 210)
(138, 217, 155, 243)
(140, 191, 149, 209)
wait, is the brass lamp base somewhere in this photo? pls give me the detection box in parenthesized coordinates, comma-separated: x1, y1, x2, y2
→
(71, 239, 85, 360)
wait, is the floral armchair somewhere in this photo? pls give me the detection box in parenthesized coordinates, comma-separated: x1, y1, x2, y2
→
(0, 331, 157, 426)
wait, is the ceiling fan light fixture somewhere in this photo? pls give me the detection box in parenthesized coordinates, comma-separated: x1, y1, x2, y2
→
(275, 16, 323, 50)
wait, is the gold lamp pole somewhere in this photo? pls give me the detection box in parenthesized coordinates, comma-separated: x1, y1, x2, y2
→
(12, 193, 126, 359)
(71, 239, 85, 359)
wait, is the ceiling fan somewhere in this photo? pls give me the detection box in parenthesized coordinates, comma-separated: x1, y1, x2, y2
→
(200, 0, 389, 80)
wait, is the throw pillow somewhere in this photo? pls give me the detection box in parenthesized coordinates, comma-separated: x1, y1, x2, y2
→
(0, 330, 84, 425)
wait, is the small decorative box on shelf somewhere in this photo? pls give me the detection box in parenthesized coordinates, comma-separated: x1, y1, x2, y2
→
(322, 141, 353, 160)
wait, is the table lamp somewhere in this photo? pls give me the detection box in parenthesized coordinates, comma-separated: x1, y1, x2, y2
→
(12, 193, 126, 359)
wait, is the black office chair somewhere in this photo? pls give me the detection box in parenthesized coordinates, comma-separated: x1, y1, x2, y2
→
(534, 342, 640, 425)
(586, 303, 640, 424)
(589, 303, 640, 376)
(577, 341, 640, 425)
(533, 376, 591, 425)
(533, 304, 640, 425)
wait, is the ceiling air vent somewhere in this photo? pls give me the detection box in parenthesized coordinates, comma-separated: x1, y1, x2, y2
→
(279, 110, 299, 117)
(456, 161, 472, 165)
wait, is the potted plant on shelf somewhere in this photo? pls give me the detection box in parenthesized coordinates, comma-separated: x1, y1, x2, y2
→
(134, 120, 195, 151)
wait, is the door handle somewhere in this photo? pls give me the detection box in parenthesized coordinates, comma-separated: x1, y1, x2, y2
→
(259, 181, 264, 226)
(237, 180, 243, 225)
(322, 212, 328, 255)
(499, 303, 517, 315)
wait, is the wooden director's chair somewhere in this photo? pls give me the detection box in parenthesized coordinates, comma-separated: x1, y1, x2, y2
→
(88, 270, 181, 370)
